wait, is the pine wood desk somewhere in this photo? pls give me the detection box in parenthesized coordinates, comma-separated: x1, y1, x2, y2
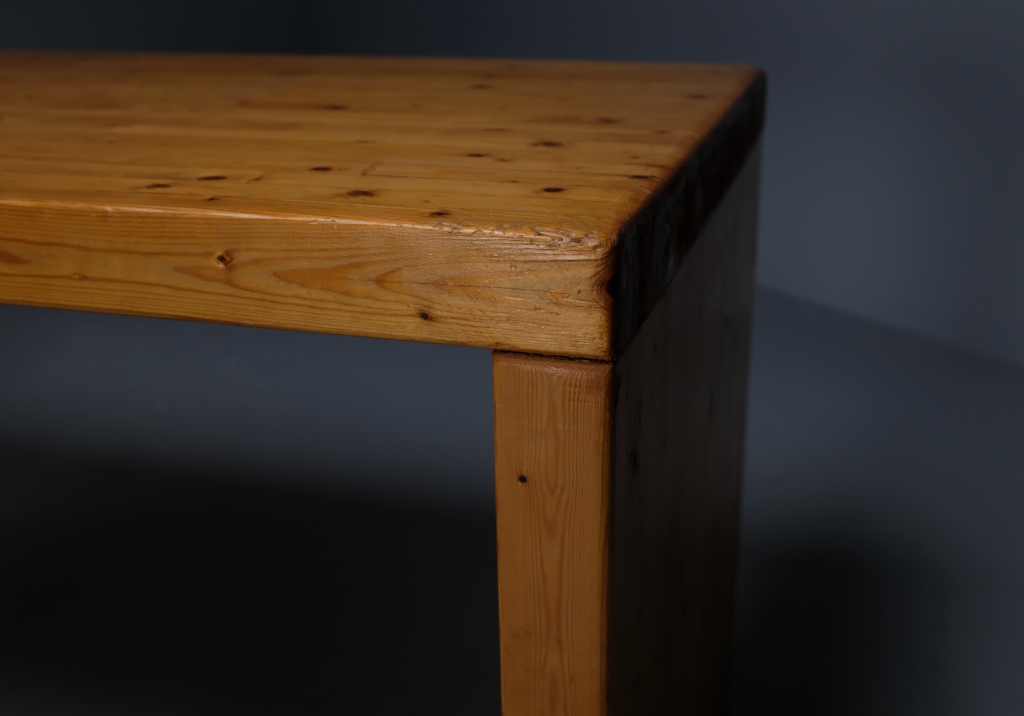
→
(0, 52, 764, 716)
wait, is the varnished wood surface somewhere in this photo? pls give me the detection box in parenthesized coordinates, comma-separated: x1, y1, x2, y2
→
(491, 144, 759, 716)
(493, 352, 613, 715)
(0, 52, 763, 357)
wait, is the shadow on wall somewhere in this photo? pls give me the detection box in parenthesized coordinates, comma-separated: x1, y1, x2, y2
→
(731, 290, 1024, 715)
(1, 452, 960, 716)
(0, 441, 960, 716)
(730, 534, 947, 716)
(0, 441, 501, 715)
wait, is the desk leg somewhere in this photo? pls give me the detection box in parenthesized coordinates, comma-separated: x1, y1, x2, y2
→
(493, 351, 614, 716)
(491, 147, 758, 716)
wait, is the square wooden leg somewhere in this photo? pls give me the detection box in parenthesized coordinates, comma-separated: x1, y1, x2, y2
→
(492, 148, 759, 716)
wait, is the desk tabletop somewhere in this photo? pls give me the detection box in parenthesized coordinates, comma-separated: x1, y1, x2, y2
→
(0, 52, 763, 359)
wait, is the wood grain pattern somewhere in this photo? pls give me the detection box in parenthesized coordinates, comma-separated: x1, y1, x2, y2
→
(0, 52, 763, 358)
(492, 143, 760, 716)
(493, 352, 614, 716)
(608, 142, 760, 715)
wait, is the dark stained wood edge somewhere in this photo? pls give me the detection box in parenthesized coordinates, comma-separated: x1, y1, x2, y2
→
(612, 71, 765, 356)
(607, 142, 760, 714)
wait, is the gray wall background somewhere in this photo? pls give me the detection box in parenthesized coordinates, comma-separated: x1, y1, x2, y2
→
(2, 0, 1023, 367)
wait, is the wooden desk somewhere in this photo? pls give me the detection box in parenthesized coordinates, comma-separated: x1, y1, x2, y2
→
(0, 52, 764, 716)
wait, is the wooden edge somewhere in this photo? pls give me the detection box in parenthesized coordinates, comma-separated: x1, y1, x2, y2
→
(492, 350, 615, 716)
(612, 70, 765, 356)
(0, 60, 763, 360)
(491, 139, 761, 714)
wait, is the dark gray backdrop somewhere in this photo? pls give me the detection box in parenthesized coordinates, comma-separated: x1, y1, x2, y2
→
(2, 2, 1023, 714)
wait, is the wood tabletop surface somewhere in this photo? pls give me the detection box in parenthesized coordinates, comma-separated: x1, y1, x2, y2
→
(0, 52, 763, 359)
